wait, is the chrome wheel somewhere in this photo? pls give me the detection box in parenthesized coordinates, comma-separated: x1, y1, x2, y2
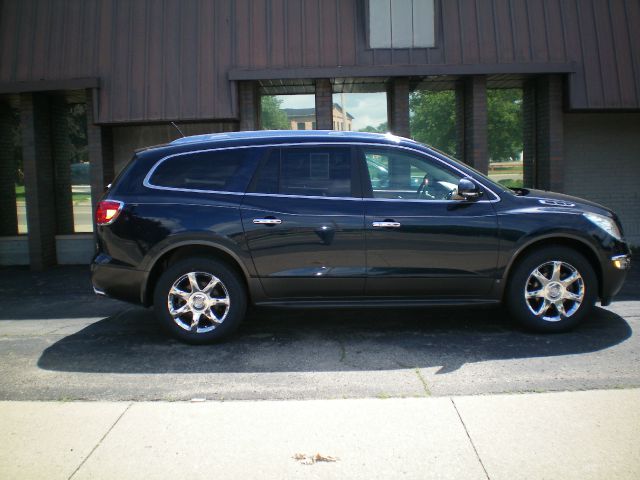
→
(167, 271, 230, 333)
(524, 261, 585, 322)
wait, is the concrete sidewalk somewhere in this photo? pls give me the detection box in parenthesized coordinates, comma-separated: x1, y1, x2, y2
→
(2, 389, 639, 480)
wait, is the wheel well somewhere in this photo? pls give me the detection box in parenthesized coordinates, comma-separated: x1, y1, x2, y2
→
(504, 237, 603, 299)
(144, 245, 249, 306)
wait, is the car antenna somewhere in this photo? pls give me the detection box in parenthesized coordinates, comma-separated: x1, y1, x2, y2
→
(171, 121, 185, 138)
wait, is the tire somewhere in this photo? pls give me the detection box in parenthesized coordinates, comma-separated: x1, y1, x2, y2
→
(153, 257, 247, 344)
(505, 246, 597, 333)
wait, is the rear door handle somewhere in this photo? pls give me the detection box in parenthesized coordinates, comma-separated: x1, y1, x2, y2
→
(372, 221, 401, 228)
(253, 218, 282, 225)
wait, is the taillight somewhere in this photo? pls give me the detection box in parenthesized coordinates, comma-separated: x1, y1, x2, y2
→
(96, 200, 124, 226)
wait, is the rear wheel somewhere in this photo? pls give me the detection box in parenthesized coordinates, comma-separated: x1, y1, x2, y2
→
(506, 247, 597, 332)
(153, 257, 247, 344)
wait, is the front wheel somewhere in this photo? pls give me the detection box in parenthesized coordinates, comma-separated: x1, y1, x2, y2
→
(506, 247, 597, 332)
(153, 257, 247, 344)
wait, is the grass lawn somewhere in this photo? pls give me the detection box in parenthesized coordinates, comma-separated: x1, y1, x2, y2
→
(498, 178, 524, 189)
(15, 185, 91, 203)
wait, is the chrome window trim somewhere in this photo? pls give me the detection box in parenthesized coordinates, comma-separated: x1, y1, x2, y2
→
(142, 142, 501, 203)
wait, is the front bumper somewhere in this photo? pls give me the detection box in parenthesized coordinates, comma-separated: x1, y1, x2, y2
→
(600, 252, 631, 306)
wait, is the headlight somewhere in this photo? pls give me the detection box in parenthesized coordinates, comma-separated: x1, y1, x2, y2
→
(583, 212, 623, 241)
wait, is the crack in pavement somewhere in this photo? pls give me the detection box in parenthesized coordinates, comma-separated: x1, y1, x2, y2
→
(67, 402, 132, 480)
(451, 398, 490, 480)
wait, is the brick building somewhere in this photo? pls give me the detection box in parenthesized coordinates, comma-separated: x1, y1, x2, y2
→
(0, 0, 639, 268)
(284, 104, 353, 131)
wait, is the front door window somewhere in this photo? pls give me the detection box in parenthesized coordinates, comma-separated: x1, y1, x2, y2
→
(365, 149, 462, 201)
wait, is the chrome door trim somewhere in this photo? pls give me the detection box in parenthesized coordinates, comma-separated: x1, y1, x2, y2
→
(142, 142, 502, 203)
(372, 221, 402, 228)
(252, 218, 282, 225)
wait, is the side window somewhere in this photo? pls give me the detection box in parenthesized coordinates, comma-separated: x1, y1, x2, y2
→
(253, 147, 353, 197)
(364, 148, 462, 200)
(149, 149, 258, 192)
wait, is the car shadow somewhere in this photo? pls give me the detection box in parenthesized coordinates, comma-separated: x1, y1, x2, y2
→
(37, 304, 632, 375)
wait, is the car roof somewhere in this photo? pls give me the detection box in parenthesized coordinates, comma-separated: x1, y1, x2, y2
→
(136, 130, 424, 157)
(169, 130, 412, 145)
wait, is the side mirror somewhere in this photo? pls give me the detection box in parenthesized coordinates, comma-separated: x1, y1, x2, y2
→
(457, 178, 483, 200)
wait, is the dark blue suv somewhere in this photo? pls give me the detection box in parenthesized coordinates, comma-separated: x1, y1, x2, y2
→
(91, 131, 631, 343)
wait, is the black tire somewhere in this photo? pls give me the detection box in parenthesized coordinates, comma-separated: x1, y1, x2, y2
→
(153, 257, 247, 344)
(505, 246, 597, 333)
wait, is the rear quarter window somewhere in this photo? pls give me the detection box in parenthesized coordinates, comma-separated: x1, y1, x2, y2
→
(148, 148, 260, 192)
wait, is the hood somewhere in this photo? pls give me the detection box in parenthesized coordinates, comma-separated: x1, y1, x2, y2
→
(517, 188, 613, 216)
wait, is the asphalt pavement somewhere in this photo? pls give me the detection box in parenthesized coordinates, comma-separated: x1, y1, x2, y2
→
(0, 264, 638, 401)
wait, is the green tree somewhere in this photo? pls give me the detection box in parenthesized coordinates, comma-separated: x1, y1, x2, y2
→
(487, 89, 522, 162)
(359, 122, 388, 133)
(260, 96, 289, 130)
(409, 90, 456, 156)
(409, 88, 523, 162)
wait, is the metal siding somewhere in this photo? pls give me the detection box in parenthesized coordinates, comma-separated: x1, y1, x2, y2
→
(319, 0, 339, 67)
(609, 0, 638, 107)
(526, 0, 549, 63)
(269, 0, 287, 67)
(543, 0, 566, 64)
(476, 0, 497, 64)
(623, 0, 640, 107)
(459, 0, 480, 65)
(510, 0, 532, 63)
(441, 0, 463, 64)
(492, 0, 515, 63)
(1, 0, 639, 123)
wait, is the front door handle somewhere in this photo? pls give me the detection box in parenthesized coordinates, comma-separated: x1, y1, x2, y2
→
(372, 221, 401, 228)
(253, 218, 282, 225)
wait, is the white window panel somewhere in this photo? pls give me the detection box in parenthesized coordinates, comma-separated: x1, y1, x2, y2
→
(369, 0, 435, 49)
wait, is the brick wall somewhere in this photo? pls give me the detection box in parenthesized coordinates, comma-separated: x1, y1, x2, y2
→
(20, 92, 57, 270)
(87, 90, 115, 219)
(111, 121, 239, 174)
(315, 79, 333, 130)
(238, 81, 260, 131)
(462, 76, 488, 174)
(535, 75, 564, 192)
(0, 100, 18, 236)
(454, 83, 465, 160)
(386, 78, 410, 138)
(564, 112, 640, 246)
(522, 80, 536, 188)
(49, 94, 75, 234)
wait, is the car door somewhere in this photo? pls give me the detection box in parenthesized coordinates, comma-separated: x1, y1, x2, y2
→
(360, 146, 500, 297)
(241, 145, 366, 298)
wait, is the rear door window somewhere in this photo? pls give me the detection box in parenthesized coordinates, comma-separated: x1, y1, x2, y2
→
(148, 148, 259, 192)
(252, 146, 356, 197)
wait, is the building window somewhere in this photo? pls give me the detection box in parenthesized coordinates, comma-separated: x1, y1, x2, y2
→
(297, 122, 305, 130)
(368, 0, 435, 49)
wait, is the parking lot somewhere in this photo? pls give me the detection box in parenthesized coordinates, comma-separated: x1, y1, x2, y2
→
(0, 265, 638, 402)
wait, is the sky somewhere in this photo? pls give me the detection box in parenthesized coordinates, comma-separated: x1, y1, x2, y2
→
(276, 93, 388, 131)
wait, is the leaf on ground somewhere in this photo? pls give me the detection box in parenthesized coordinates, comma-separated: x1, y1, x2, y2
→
(292, 452, 338, 465)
